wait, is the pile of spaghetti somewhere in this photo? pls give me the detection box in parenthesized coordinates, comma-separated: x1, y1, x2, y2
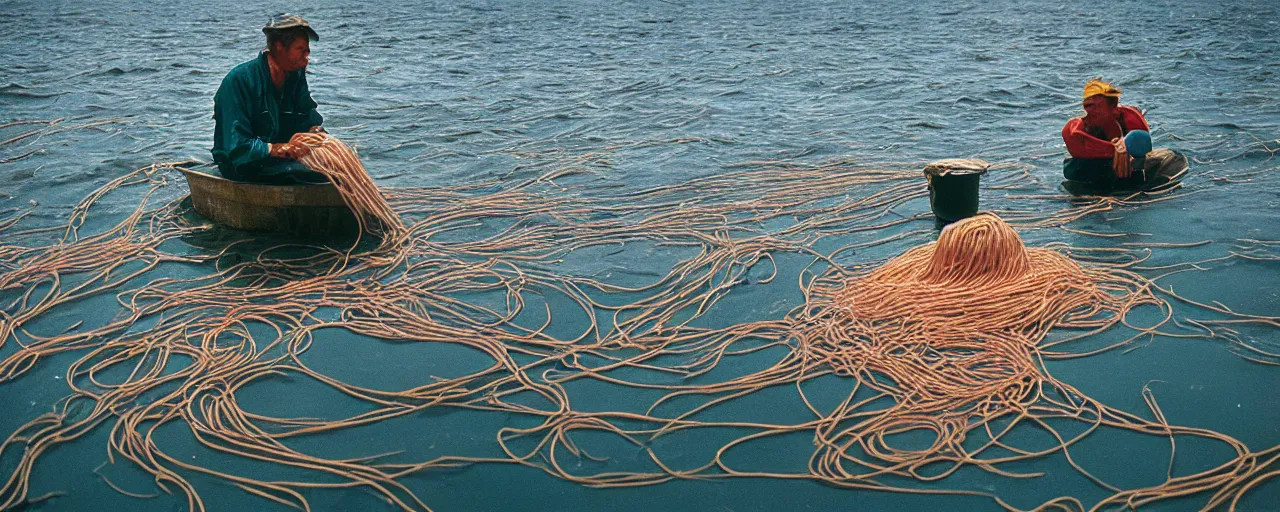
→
(817, 213, 1125, 413)
(755, 213, 1271, 509)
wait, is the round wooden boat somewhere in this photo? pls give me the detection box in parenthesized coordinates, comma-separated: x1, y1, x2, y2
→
(178, 165, 358, 236)
(1061, 148, 1190, 197)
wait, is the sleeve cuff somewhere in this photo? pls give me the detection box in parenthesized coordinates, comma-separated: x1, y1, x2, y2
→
(251, 138, 271, 161)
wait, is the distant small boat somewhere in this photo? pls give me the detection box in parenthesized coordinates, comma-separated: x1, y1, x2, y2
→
(178, 165, 357, 236)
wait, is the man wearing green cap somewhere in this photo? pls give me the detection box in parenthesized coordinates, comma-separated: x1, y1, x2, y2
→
(211, 14, 326, 183)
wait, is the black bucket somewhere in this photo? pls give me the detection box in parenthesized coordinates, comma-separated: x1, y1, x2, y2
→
(924, 159, 989, 223)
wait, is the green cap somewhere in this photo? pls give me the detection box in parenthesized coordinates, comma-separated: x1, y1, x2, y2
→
(262, 13, 319, 42)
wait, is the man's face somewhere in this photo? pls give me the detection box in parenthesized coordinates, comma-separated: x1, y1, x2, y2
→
(272, 38, 311, 72)
(1082, 95, 1114, 120)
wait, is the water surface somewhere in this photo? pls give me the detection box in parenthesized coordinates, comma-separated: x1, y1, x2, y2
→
(1, 0, 1278, 510)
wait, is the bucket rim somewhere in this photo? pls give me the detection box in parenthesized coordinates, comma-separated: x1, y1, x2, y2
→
(923, 158, 990, 178)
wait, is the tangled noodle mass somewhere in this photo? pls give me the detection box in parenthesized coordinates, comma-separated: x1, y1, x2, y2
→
(0, 134, 1277, 511)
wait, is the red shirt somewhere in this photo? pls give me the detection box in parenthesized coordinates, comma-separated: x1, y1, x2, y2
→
(1062, 105, 1149, 159)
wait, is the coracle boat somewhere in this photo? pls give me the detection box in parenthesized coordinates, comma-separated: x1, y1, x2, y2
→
(178, 165, 357, 236)
(1061, 148, 1190, 196)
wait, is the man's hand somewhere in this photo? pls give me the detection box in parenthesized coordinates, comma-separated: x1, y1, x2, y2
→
(1111, 136, 1127, 155)
(268, 142, 311, 160)
(289, 132, 315, 145)
(308, 125, 326, 134)
(286, 132, 316, 159)
(1111, 137, 1131, 179)
(287, 143, 311, 159)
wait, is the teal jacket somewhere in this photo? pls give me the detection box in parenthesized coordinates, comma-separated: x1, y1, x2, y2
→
(211, 51, 322, 181)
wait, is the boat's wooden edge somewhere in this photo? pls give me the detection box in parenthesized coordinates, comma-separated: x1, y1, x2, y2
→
(177, 165, 347, 207)
(177, 165, 358, 235)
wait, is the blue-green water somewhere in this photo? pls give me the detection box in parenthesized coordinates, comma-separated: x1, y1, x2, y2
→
(2, 0, 1278, 510)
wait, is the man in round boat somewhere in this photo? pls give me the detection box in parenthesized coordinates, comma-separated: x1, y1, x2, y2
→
(1060, 78, 1153, 188)
(211, 14, 327, 184)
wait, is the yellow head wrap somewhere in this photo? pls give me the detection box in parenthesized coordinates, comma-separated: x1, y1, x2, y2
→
(1082, 79, 1122, 100)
